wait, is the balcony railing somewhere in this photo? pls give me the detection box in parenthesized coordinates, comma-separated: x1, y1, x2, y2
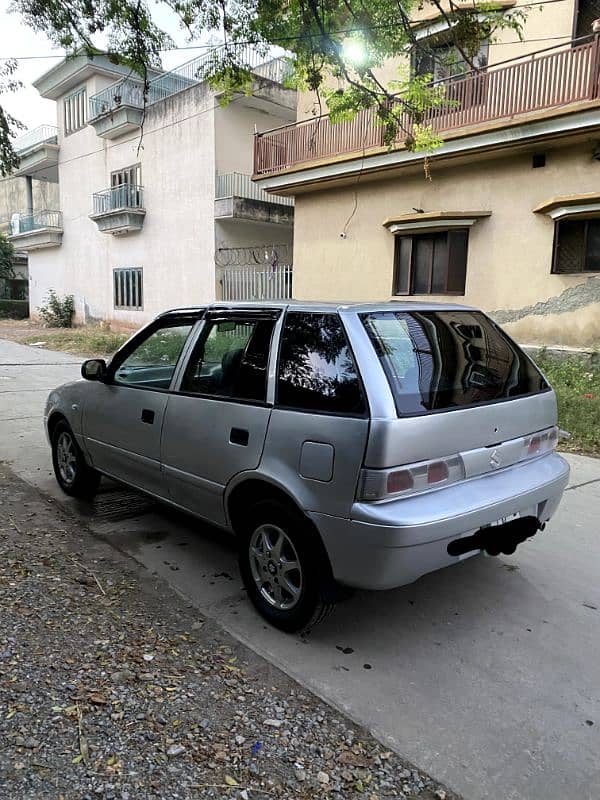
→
(13, 125, 58, 154)
(254, 37, 600, 176)
(216, 172, 294, 205)
(8, 210, 63, 235)
(89, 45, 292, 119)
(92, 184, 144, 215)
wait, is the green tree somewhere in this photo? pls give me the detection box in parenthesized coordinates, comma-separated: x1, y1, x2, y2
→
(0, 232, 15, 297)
(2, 0, 528, 172)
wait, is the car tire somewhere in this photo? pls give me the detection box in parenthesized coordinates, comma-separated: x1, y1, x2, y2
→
(238, 499, 337, 633)
(51, 420, 101, 499)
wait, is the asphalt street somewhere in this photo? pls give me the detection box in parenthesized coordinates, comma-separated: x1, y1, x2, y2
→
(1, 337, 599, 800)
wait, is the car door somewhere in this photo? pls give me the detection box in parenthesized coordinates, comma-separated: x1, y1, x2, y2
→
(161, 310, 279, 526)
(82, 316, 198, 496)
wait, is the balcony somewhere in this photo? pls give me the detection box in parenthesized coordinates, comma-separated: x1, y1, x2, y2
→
(6, 210, 63, 250)
(12, 125, 59, 181)
(254, 37, 600, 187)
(90, 185, 145, 234)
(89, 45, 294, 138)
(215, 172, 293, 224)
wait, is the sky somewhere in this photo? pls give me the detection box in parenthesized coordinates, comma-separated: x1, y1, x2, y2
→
(0, 0, 215, 133)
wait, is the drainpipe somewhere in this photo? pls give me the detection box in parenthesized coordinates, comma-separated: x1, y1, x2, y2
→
(25, 175, 33, 217)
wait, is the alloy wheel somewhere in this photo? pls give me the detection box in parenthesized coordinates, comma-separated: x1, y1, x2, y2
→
(56, 431, 78, 486)
(249, 523, 303, 611)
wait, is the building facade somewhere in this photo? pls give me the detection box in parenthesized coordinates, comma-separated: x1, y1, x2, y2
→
(254, 0, 600, 348)
(6, 50, 295, 326)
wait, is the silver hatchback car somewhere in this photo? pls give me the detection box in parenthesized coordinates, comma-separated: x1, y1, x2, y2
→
(46, 302, 570, 631)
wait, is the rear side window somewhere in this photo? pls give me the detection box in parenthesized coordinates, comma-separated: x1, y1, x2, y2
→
(362, 310, 548, 416)
(277, 312, 366, 415)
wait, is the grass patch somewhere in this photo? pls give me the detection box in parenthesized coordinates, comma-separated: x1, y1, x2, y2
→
(535, 355, 600, 457)
(24, 327, 130, 357)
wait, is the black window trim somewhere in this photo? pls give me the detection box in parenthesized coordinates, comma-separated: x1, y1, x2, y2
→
(274, 309, 370, 419)
(170, 311, 278, 407)
(105, 313, 204, 392)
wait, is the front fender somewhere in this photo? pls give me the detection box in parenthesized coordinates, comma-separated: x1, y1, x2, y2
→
(45, 380, 87, 446)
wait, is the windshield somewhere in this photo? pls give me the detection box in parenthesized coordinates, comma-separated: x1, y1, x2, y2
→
(361, 310, 549, 415)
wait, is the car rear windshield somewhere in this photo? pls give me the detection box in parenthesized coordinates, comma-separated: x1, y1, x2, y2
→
(361, 310, 549, 416)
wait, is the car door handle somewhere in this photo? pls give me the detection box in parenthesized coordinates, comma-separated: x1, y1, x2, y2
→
(141, 409, 155, 425)
(230, 427, 249, 446)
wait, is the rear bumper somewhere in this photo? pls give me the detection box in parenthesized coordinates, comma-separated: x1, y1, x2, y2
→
(310, 453, 570, 590)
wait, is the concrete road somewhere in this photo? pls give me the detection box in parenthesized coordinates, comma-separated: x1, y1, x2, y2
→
(1, 338, 599, 800)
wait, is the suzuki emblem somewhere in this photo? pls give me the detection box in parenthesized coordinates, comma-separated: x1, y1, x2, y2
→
(490, 450, 501, 469)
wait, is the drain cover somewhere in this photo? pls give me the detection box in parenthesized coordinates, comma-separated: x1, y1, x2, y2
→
(91, 486, 158, 521)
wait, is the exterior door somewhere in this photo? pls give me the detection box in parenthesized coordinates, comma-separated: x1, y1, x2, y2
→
(82, 319, 196, 495)
(161, 312, 278, 526)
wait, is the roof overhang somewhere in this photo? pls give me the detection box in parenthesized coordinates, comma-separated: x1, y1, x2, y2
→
(383, 210, 491, 234)
(33, 54, 149, 100)
(533, 192, 600, 220)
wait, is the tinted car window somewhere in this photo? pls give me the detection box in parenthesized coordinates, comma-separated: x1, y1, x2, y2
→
(361, 310, 548, 415)
(180, 318, 274, 402)
(277, 312, 366, 414)
(113, 324, 193, 390)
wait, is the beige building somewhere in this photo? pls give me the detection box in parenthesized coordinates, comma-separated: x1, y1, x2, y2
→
(254, 0, 600, 347)
(3, 50, 295, 326)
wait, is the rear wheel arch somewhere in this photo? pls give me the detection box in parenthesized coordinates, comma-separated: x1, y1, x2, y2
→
(226, 478, 332, 569)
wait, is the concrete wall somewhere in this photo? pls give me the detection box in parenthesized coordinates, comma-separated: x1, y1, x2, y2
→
(29, 78, 217, 325)
(292, 140, 600, 347)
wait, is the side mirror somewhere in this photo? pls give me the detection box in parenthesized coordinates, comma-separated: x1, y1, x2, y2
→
(81, 359, 107, 381)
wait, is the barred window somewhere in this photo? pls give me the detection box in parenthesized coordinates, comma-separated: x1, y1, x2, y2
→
(64, 87, 87, 135)
(114, 268, 143, 309)
(552, 218, 600, 274)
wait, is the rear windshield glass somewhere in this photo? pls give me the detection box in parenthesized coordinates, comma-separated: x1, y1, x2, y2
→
(361, 310, 549, 415)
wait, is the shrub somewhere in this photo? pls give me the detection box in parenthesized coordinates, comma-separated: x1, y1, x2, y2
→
(38, 290, 75, 328)
(0, 299, 29, 319)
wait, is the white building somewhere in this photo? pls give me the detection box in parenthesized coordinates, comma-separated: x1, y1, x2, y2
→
(8, 49, 295, 326)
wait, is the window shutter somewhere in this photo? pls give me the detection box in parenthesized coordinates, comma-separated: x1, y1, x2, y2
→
(446, 230, 469, 293)
(393, 236, 412, 295)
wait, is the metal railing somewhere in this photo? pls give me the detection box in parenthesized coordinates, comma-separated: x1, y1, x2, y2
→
(7, 210, 63, 235)
(215, 172, 294, 205)
(13, 125, 58, 154)
(220, 264, 293, 300)
(254, 36, 600, 175)
(92, 184, 144, 215)
(89, 45, 292, 119)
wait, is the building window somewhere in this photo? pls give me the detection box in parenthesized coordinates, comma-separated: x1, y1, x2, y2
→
(64, 87, 87, 135)
(111, 164, 141, 189)
(573, 0, 600, 38)
(393, 230, 469, 295)
(552, 218, 600, 274)
(413, 38, 488, 83)
(114, 268, 143, 309)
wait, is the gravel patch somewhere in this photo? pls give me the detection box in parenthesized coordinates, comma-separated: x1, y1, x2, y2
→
(0, 464, 459, 800)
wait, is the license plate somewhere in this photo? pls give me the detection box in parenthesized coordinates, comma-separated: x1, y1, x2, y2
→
(490, 512, 520, 527)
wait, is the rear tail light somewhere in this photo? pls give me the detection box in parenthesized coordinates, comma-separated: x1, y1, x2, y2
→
(359, 455, 465, 501)
(521, 426, 558, 461)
